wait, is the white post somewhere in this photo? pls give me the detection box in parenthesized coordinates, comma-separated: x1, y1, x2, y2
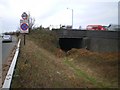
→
(67, 8, 74, 28)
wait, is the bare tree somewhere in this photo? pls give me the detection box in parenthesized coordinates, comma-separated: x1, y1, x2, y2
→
(28, 12, 35, 31)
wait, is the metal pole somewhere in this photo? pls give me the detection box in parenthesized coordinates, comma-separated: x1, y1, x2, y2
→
(72, 9, 73, 28)
(24, 34, 25, 45)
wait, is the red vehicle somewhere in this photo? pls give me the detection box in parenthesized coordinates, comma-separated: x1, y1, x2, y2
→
(86, 25, 106, 30)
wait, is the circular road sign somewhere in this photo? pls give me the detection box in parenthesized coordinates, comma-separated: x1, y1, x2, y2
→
(21, 12, 28, 20)
(21, 23, 29, 31)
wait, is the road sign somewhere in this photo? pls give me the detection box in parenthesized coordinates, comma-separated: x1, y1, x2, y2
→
(20, 12, 29, 33)
(21, 12, 28, 20)
(21, 23, 29, 30)
(20, 23, 29, 33)
(20, 19, 28, 24)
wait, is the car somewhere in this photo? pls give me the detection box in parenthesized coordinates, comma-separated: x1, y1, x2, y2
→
(2, 35, 12, 42)
(0, 33, 4, 37)
(60, 25, 72, 29)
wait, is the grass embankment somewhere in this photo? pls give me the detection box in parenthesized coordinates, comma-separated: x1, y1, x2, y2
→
(64, 49, 119, 88)
(11, 29, 119, 88)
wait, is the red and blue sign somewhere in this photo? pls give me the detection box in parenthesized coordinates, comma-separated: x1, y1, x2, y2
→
(20, 23, 29, 31)
(20, 12, 29, 33)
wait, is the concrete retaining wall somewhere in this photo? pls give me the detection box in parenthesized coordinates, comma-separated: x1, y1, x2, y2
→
(53, 29, 120, 52)
(83, 37, 119, 52)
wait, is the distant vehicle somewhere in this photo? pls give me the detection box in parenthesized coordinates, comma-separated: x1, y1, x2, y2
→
(0, 33, 4, 37)
(86, 25, 106, 30)
(107, 24, 120, 31)
(60, 25, 72, 29)
(102, 26, 108, 30)
(79, 26, 81, 30)
(66, 25, 72, 29)
(61, 25, 66, 29)
(2, 35, 12, 42)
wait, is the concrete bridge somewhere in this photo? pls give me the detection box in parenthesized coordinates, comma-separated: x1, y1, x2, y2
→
(53, 29, 120, 52)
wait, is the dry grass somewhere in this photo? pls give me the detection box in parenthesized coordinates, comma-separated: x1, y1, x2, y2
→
(28, 29, 59, 55)
(11, 39, 95, 88)
(66, 48, 119, 87)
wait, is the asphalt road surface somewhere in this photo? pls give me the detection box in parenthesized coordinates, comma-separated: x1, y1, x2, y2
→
(2, 36, 17, 64)
(0, 37, 2, 69)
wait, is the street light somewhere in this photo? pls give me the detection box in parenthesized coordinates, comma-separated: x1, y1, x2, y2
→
(67, 8, 73, 28)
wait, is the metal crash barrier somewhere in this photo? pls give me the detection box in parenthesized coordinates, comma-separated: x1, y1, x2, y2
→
(2, 39, 21, 89)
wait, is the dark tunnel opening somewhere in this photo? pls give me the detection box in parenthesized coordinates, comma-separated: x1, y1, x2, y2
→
(59, 38, 83, 52)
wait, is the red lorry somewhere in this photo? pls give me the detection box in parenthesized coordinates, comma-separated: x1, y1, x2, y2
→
(86, 25, 106, 30)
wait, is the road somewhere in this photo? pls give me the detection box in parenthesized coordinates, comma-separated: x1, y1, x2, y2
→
(2, 36, 17, 64)
(0, 37, 2, 89)
(0, 37, 2, 69)
(0, 36, 2, 69)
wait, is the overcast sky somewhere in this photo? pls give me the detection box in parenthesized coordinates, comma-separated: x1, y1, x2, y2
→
(0, 0, 119, 33)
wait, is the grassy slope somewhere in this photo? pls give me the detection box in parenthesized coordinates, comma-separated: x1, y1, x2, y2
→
(11, 29, 118, 88)
(65, 48, 118, 87)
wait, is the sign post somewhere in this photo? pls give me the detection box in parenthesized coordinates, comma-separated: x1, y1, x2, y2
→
(20, 12, 29, 45)
(24, 34, 25, 45)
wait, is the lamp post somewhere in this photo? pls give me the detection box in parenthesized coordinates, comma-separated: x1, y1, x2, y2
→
(67, 8, 73, 28)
